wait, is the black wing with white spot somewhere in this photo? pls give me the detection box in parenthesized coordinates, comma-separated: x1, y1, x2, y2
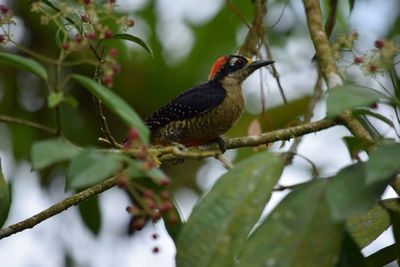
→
(145, 80, 226, 130)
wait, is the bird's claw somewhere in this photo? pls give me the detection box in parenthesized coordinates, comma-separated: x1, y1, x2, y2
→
(215, 137, 226, 154)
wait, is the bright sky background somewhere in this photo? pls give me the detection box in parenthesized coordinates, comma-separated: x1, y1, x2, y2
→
(0, 0, 399, 266)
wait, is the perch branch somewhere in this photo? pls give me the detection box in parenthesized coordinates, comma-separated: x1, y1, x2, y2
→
(0, 118, 340, 239)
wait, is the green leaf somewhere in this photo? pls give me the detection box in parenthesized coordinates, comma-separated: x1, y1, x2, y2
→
(31, 138, 82, 169)
(348, 0, 355, 13)
(0, 159, 11, 228)
(346, 199, 398, 248)
(78, 195, 102, 235)
(0, 52, 48, 80)
(237, 180, 343, 267)
(48, 92, 64, 108)
(366, 244, 397, 267)
(145, 167, 169, 184)
(30, 0, 79, 30)
(66, 150, 123, 189)
(335, 231, 367, 267)
(342, 136, 375, 159)
(384, 202, 400, 265)
(176, 152, 284, 267)
(72, 74, 149, 143)
(326, 84, 383, 117)
(326, 163, 388, 221)
(111, 34, 153, 57)
(63, 96, 78, 108)
(365, 141, 400, 185)
(353, 109, 395, 128)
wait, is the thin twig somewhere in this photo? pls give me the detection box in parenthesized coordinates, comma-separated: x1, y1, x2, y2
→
(216, 154, 234, 169)
(0, 177, 117, 239)
(91, 45, 119, 148)
(262, 32, 288, 104)
(0, 114, 58, 135)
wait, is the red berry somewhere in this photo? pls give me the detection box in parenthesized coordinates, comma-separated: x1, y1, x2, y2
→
(151, 210, 161, 222)
(74, 34, 83, 44)
(374, 39, 384, 49)
(152, 233, 159, 240)
(369, 102, 378, 109)
(105, 30, 113, 39)
(145, 198, 156, 209)
(0, 34, 5, 43)
(62, 42, 70, 50)
(143, 189, 154, 198)
(152, 246, 160, 254)
(83, 0, 91, 5)
(108, 47, 118, 57)
(86, 32, 96, 40)
(159, 201, 173, 212)
(81, 14, 90, 23)
(126, 18, 135, 27)
(159, 178, 170, 186)
(112, 64, 121, 73)
(0, 4, 9, 14)
(353, 56, 363, 64)
(160, 191, 170, 200)
(131, 217, 146, 231)
(102, 75, 113, 87)
(117, 176, 128, 188)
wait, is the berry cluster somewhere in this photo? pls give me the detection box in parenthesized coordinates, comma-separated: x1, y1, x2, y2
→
(119, 128, 178, 233)
(0, 4, 14, 44)
(333, 32, 399, 77)
(30, 0, 135, 87)
(125, 188, 176, 232)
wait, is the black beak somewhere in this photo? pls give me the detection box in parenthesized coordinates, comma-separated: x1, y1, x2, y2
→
(247, 59, 275, 71)
(233, 59, 275, 82)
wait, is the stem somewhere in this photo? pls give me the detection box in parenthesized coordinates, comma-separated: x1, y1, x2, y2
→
(0, 114, 57, 135)
(303, 0, 342, 88)
(0, 177, 117, 239)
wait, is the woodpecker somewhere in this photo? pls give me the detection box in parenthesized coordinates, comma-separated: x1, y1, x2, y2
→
(145, 55, 274, 150)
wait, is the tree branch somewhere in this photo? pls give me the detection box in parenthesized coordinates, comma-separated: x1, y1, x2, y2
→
(0, 177, 117, 239)
(0, 118, 340, 239)
(302, 0, 374, 143)
(0, 114, 58, 135)
(303, 0, 342, 89)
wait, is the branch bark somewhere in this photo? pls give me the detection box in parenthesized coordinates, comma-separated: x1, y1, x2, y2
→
(0, 177, 117, 239)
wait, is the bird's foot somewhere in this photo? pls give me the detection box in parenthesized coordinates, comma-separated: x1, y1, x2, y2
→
(214, 137, 226, 154)
(171, 142, 188, 151)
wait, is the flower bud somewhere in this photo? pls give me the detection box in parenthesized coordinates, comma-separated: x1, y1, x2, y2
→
(105, 30, 113, 39)
(86, 32, 96, 40)
(81, 14, 90, 23)
(374, 39, 384, 49)
(353, 56, 363, 65)
(62, 42, 70, 50)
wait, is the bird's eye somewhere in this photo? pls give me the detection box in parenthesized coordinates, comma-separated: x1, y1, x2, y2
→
(229, 57, 246, 67)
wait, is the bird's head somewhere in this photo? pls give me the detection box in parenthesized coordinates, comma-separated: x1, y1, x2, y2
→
(208, 55, 274, 82)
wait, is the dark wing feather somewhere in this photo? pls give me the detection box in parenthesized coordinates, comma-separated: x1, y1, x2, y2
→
(145, 80, 226, 130)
